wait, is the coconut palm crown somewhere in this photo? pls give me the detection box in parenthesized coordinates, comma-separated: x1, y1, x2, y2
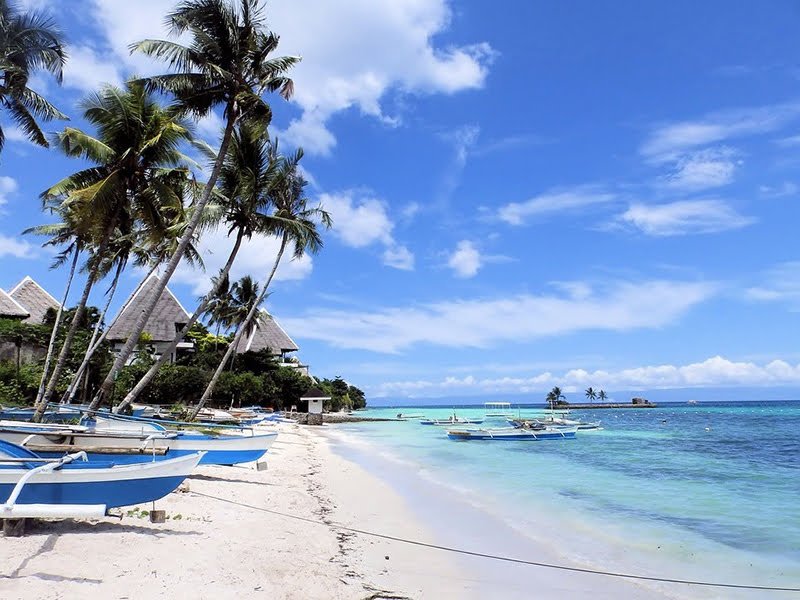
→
(0, 0, 67, 151)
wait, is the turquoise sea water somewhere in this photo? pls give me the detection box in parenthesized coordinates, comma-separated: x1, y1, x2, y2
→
(325, 401, 800, 598)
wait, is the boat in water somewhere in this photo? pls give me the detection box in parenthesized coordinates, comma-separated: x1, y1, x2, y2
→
(508, 416, 602, 431)
(484, 401, 512, 417)
(0, 439, 203, 519)
(447, 424, 578, 440)
(420, 413, 484, 426)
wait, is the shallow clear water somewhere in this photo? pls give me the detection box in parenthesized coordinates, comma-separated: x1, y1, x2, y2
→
(327, 401, 800, 597)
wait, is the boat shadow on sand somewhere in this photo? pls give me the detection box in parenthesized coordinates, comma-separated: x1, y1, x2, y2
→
(189, 473, 277, 486)
(24, 519, 204, 538)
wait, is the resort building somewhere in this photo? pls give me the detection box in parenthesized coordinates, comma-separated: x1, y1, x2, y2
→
(235, 309, 310, 376)
(106, 274, 194, 364)
(9, 276, 60, 325)
(0, 288, 30, 320)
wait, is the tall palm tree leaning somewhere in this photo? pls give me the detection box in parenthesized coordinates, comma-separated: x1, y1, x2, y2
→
(115, 124, 282, 411)
(0, 0, 67, 152)
(24, 205, 87, 410)
(31, 81, 195, 421)
(585, 386, 596, 405)
(89, 0, 299, 411)
(188, 152, 330, 421)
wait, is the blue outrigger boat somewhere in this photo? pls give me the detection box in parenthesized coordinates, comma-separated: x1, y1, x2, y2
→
(0, 439, 203, 519)
(0, 418, 277, 466)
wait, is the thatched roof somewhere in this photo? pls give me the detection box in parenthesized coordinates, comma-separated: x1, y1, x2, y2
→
(107, 274, 191, 342)
(9, 277, 60, 325)
(0, 288, 29, 319)
(302, 387, 330, 399)
(236, 310, 298, 355)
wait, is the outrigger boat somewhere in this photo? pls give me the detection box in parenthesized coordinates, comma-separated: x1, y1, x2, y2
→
(0, 439, 203, 519)
(420, 412, 484, 426)
(447, 424, 578, 440)
(0, 417, 276, 466)
(508, 417, 602, 431)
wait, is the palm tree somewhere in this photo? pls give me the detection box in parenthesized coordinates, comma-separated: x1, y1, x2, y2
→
(598, 390, 607, 403)
(585, 387, 596, 405)
(206, 271, 233, 347)
(188, 149, 330, 420)
(227, 275, 261, 354)
(114, 124, 283, 411)
(0, 0, 67, 151)
(32, 81, 194, 419)
(548, 386, 565, 409)
(24, 205, 87, 409)
(92, 0, 299, 409)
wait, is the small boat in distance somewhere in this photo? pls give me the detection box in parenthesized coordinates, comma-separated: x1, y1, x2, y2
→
(508, 417, 602, 431)
(484, 401, 512, 417)
(447, 425, 578, 440)
(396, 413, 426, 420)
(420, 411, 484, 426)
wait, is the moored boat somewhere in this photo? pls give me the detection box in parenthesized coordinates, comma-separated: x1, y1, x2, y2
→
(447, 425, 578, 440)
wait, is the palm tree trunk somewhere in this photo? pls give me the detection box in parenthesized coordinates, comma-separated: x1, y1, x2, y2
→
(32, 245, 79, 412)
(60, 258, 127, 404)
(89, 103, 239, 411)
(115, 229, 245, 411)
(188, 233, 287, 421)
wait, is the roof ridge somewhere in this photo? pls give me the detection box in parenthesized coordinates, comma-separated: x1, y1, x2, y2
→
(10, 276, 60, 306)
(0, 288, 30, 316)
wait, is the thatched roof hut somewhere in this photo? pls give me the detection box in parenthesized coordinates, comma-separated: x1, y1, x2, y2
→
(9, 277, 59, 325)
(107, 274, 190, 342)
(0, 288, 29, 320)
(236, 310, 298, 357)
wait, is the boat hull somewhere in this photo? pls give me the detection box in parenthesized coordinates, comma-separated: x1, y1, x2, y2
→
(0, 452, 202, 508)
(447, 426, 578, 440)
(0, 426, 276, 465)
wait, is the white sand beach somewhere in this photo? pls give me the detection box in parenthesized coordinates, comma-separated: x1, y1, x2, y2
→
(0, 422, 684, 600)
(0, 423, 466, 600)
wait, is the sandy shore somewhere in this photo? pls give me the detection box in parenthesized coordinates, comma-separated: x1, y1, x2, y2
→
(0, 422, 466, 600)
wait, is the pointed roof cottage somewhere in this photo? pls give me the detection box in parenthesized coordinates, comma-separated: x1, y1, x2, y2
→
(9, 276, 60, 325)
(236, 310, 298, 357)
(0, 288, 29, 320)
(107, 274, 191, 342)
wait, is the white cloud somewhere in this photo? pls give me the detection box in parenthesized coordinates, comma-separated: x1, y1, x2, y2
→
(499, 187, 615, 226)
(320, 190, 414, 270)
(269, 0, 495, 154)
(0, 234, 34, 259)
(382, 245, 414, 271)
(641, 102, 800, 161)
(618, 200, 754, 236)
(0, 176, 19, 207)
(745, 262, 800, 310)
(171, 226, 312, 296)
(280, 279, 716, 353)
(759, 182, 798, 198)
(661, 147, 738, 191)
(370, 355, 800, 397)
(62, 44, 123, 91)
(81, 1, 494, 155)
(447, 240, 481, 278)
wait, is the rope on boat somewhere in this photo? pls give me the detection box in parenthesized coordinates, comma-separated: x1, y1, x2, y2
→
(190, 490, 800, 593)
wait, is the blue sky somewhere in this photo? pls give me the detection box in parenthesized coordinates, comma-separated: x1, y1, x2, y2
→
(3, 0, 800, 402)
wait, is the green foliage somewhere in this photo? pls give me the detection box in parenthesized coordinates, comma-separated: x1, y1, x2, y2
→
(0, 317, 50, 346)
(0, 379, 25, 406)
(114, 364, 209, 405)
(233, 349, 279, 375)
(185, 329, 229, 353)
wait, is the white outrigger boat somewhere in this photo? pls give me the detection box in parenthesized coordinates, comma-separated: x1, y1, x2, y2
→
(447, 424, 578, 440)
(508, 416, 602, 431)
(420, 412, 484, 426)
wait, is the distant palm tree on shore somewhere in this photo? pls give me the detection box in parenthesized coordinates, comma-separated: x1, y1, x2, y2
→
(598, 390, 607, 403)
(585, 387, 596, 405)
